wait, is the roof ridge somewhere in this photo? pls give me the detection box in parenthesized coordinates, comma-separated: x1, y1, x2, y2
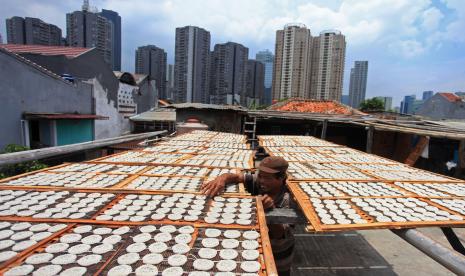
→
(0, 47, 71, 85)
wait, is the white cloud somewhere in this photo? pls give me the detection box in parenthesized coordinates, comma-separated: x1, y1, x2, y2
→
(421, 7, 444, 31)
(388, 39, 426, 58)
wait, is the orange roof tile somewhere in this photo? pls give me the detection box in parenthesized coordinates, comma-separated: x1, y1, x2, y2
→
(269, 99, 358, 115)
(0, 44, 92, 58)
(439, 93, 461, 102)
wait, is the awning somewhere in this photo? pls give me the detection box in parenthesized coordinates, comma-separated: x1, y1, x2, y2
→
(24, 113, 108, 120)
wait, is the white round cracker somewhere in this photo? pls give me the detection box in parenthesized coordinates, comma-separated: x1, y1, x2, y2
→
(193, 259, 215, 271)
(25, 253, 54, 264)
(142, 253, 163, 265)
(201, 238, 219, 248)
(12, 240, 36, 252)
(59, 267, 87, 276)
(167, 254, 187, 266)
(148, 242, 168, 253)
(219, 249, 238, 260)
(0, 251, 17, 262)
(221, 239, 239, 249)
(92, 243, 114, 254)
(4, 264, 34, 276)
(127, 243, 146, 253)
(51, 254, 77, 265)
(45, 242, 69, 253)
(216, 259, 237, 272)
(198, 248, 217, 259)
(108, 264, 132, 276)
(162, 267, 183, 276)
(172, 243, 190, 254)
(242, 249, 260, 260)
(68, 244, 91, 255)
(241, 261, 261, 273)
(205, 228, 221, 238)
(77, 254, 102, 266)
(223, 230, 241, 239)
(117, 252, 140, 265)
(243, 230, 260, 240)
(135, 264, 158, 276)
(32, 264, 62, 276)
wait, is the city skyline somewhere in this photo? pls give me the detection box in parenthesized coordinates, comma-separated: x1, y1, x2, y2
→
(1, 0, 464, 106)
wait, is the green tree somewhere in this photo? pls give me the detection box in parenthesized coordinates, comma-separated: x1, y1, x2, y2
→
(0, 144, 47, 179)
(359, 98, 385, 111)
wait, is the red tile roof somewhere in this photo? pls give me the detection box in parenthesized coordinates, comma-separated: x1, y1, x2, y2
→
(269, 99, 362, 115)
(0, 44, 92, 58)
(439, 92, 461, 102)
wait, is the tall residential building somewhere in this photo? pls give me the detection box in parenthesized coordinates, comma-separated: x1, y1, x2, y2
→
(135, 45, 167, 99)
(6, 16, 62, 45)
(348, 61, 368, 108)
(272, 24, 313, 101)
(341, 95, 350, 106)
(310, 30, 346, 101)
(166, 64, 175, 100)
(66, 2, 113, 68)
(100, 9, 121, 71)
(400, 95, 416, 114)
(422, 90, 434, 101)
(255, 49, 274, 105)
(210, 42, 249, 105)
(246, 60, 265, 107)
(375, 96, 393, 111)
(174, 26, 210, 103)
(0, 34, 3, 44)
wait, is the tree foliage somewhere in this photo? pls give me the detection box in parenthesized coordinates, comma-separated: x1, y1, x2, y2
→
(359, 98, 385, 111)
(0, 144, 47, 179)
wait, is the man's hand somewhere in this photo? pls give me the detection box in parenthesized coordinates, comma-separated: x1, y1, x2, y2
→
(200, 177, 225, 197)
(259, 195, 275, 210)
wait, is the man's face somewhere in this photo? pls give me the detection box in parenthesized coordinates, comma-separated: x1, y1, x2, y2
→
(257, 170, 283, 194)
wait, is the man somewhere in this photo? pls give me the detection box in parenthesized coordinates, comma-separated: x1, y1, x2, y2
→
(201, 156, 295, 276)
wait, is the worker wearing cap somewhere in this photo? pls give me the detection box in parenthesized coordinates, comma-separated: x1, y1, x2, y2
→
(201, 156, 295, 276)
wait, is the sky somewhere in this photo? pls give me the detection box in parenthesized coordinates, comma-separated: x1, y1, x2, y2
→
(1, 0, 464, 107)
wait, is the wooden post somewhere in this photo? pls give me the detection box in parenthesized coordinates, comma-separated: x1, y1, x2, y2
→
(455, 140, 465, 178)
(366, 125, 374, 153)
(321, 119, 328, 140)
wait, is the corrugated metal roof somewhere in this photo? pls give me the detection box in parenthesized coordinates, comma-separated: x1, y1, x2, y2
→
(165, 103, 247, 112)
(130, 109, 176, 122)
(0, 44, 93, 58)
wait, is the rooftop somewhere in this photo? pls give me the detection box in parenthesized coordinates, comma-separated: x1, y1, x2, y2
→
(0, 44, 93, 58)
(268, 98, 363, 115)
(439, 92, 462, 102)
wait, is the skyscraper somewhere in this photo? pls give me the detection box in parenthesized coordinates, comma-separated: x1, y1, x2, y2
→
(255, 49, 274, 105)
(0, 33, 3, 44)
(100, 9, 121, 71)
(210, 42, 249, 105)
(166, 64, 175, 100)
(135, 45, 167, 99)
(66, 2, 113, 68)
(348, 61, 368, 108)
(422, 90, 434, 101)
(272, 24, 313, 101)
(174, 26, 210, 103)
(401, 95, 416, 114)
(6, 16, 62, 46)
(246, 60, 265, 107)
(310, 30, 346, 101)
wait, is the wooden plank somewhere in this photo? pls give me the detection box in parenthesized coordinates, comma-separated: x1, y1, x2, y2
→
(0, 130, 167, 166)
(404, 136, 429, 166)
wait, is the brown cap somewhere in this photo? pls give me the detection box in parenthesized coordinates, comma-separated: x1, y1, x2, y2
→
(258, 156, 289, 174)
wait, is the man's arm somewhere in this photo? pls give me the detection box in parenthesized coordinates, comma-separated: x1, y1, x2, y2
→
(200, 173, 244, 197)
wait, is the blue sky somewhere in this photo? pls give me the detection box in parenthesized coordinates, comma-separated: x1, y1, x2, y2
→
(1, 0, 464, 106)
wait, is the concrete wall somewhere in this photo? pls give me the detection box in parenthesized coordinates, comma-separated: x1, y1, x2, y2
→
(0, 51, 93, 150)
(92, 79, 131, 139)
(176, 109, 244, 133)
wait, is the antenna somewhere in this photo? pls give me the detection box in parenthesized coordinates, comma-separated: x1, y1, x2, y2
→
(82, 0, 89, 11)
